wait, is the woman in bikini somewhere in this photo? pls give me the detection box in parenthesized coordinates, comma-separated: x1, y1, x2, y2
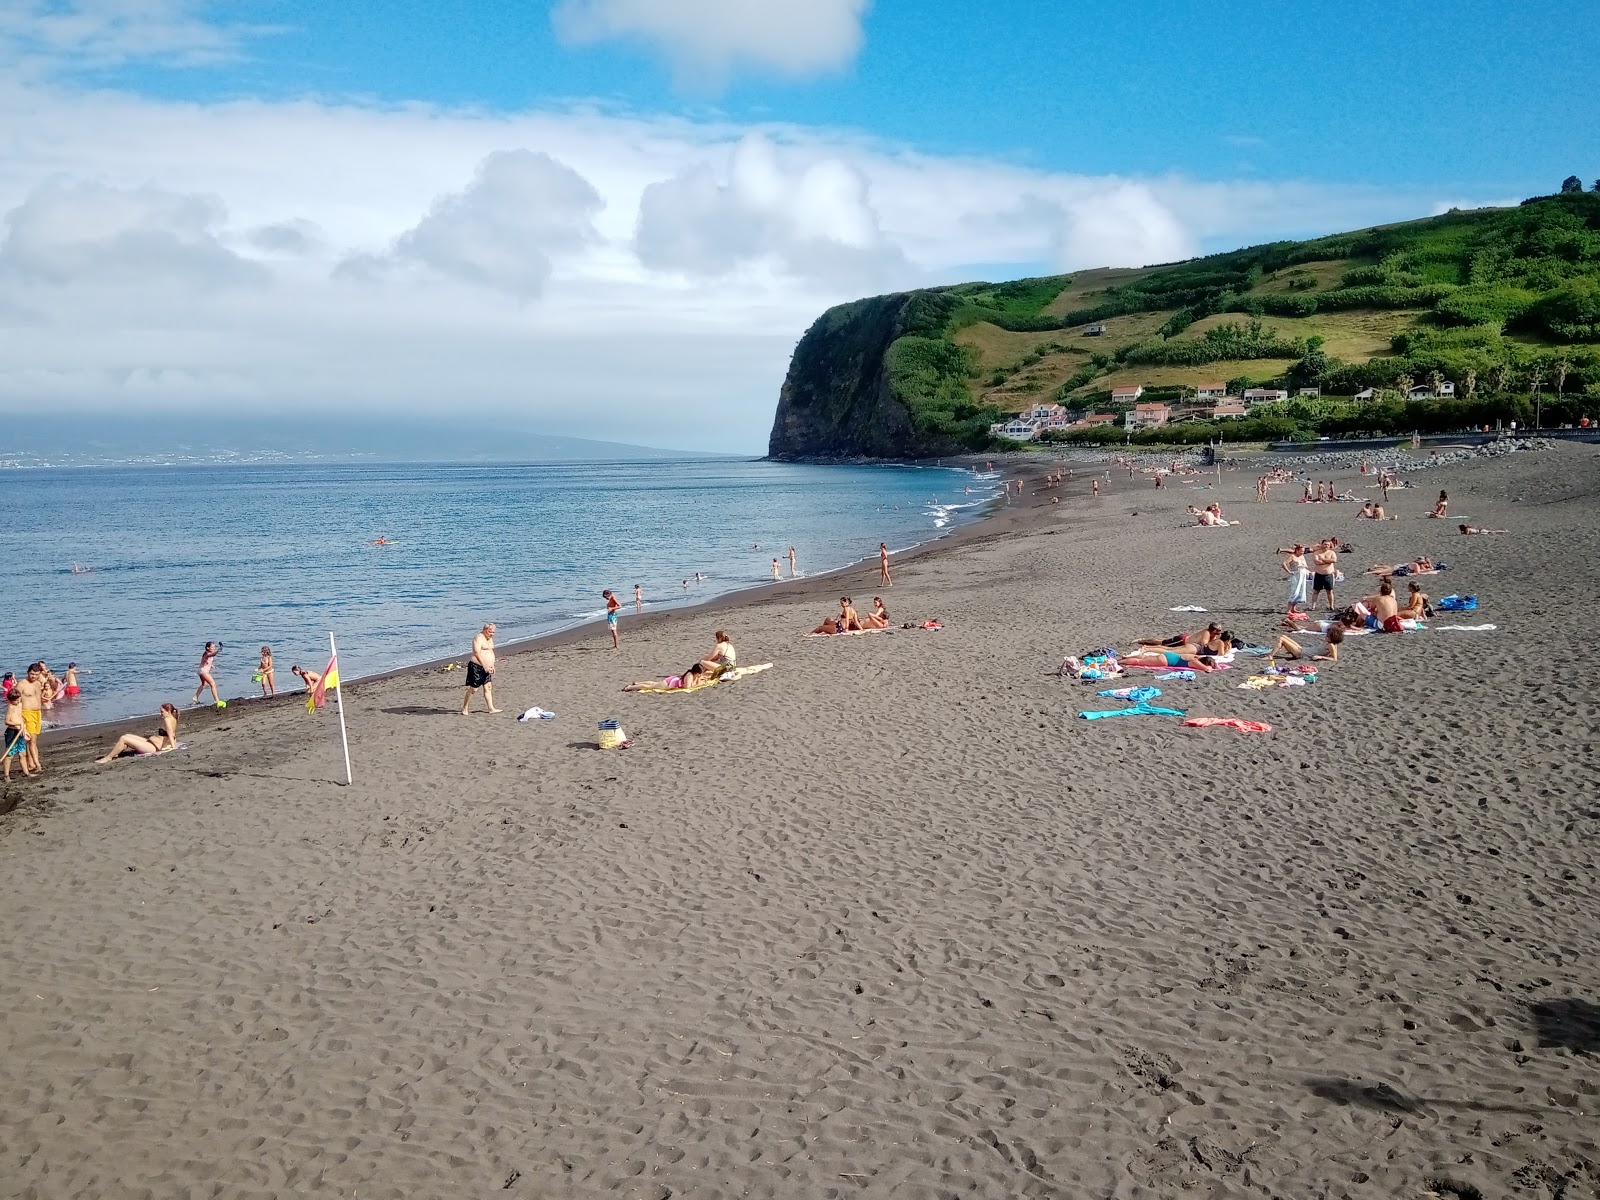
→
(860, 597, 891, 629)
(290, 664, 322, 691)
(1397, 581, 1428, 620)
(1119, 647, 1219, 672)
(95, 704, 179, 764)
(1428, 490, 1448, 518)
(623, 664, 709, 692)
(257, 646, 276, 697)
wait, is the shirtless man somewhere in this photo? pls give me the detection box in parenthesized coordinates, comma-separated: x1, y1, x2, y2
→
(603, 589, 621, 649)
(13, 663, 46, 775)
(462, 622, 501, 715)
(1459, 524, 1508, 535)
(879, 543, 892, 586)
(1309, 539, 1340, 611)
(1364, 581, 1402, 631)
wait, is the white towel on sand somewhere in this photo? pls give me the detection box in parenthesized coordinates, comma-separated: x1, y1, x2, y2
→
(1434, 624, 1497, 632)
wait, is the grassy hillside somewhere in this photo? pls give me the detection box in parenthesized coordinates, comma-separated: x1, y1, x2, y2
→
(884, 190, 1600, 447)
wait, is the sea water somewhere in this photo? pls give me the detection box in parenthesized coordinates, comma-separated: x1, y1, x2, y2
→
(0, 459, 1000, 727)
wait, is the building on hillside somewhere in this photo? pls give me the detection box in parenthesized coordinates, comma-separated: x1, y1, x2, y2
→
(1298, 387, 1321, 399)
(1195, 383, 1228, 401)
(1083, 323, 1106, 336)
(1026, 402, 1074, 429)
(1111, 385, 1145, 404)
(1243, 388, 1289, 404)
(992, 416, 1042, 441)
(1354, 387, 1377, 402)
(1407, 384, 1434, 400)
(1125, 402, 1172, 430)
(1212, 400, 1250, 419)
(1079, 412, 1118, 427)
(1438, 381, 1456, 397)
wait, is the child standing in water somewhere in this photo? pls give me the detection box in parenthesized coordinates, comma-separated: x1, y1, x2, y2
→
(4, 687, 36, 781)
(257, 646, 276, 697)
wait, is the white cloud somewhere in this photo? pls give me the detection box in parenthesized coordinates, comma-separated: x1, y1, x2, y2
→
(551, 0, 868, 86)
(0, 82, 1504, 453)
(635, 134, 910, 287)
(0, 178, 265, 288)
(0, 0, 263, 73)
(342, 150, 604, 298)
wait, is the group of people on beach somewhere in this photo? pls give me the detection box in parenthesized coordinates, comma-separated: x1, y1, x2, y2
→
(3, 661, 80, 779)
(810, 596, 891, 635)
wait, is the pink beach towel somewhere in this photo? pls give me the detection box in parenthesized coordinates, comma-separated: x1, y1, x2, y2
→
(1182, 717, 1273, 734)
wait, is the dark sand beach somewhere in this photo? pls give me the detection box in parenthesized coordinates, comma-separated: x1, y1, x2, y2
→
(3, 442, 1598, 1199)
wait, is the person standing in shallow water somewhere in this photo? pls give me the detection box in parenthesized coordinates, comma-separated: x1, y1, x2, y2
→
(788, 546, 797, 577)
(634, 584, 643, 612)
(462, 623, 500, 715)
(879, 543, 892, 586)
(193, 642, 222, 707)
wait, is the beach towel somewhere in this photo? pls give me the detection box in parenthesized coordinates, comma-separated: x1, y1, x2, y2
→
(633, 679, 720, 695)
(516, 706, 556, 721)
(1437, 595, 1478, 612)
(1182, 717, 1273, 733)
(720, 663, 773, 681)
(1097, 686, 1161, 701)
(1239, 674, 1313, 689)
(1155, 669, 1196, 681)
(1079, 701, 1187, 720)
(1170, 605, 1207, 612)
(1435, 624, 1497, 632)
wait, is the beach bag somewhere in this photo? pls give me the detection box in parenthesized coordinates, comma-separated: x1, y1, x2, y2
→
(597, 718, 628, 750)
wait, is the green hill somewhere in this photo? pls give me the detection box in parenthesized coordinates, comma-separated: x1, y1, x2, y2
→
(768, 190, 1600, 458)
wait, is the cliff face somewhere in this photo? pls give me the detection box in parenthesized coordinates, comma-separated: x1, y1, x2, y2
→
(767, 292, 965, 461)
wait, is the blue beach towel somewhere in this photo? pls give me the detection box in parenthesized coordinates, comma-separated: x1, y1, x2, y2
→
(1079, 701, 1187, 720)
(1437, 595, 1478, 612)
(1097, 686, 1161, 702)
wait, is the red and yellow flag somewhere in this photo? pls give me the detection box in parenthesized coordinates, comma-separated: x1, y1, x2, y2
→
(307, 654, 340, 713)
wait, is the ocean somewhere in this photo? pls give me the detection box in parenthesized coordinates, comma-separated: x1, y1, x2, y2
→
(1, 459, 1000, 728)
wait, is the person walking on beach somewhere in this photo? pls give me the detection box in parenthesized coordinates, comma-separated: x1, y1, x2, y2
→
(462, 623, 500, 715)
(788, 546, 797, 577)
(879, 543, 892, 586)
(193, 642, 223, 708)
(13, 664, 46, 775)
(257, 646, 275, 697)
(603, 589, 621, 649)
(634, 584, 643, 612)
(1310, 539, 1339, 611)
(1092, 479, 1100, 499)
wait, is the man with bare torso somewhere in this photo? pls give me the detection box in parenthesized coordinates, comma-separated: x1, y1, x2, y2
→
(13, 663, 46, 774)
(462, 623, 501, 715)
(1309, 539, 1340, 611)
(1365, 580, 1403, 631)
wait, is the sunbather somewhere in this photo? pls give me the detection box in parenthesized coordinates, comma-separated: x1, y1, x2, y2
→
(1138, 622, 1219, 649)
(624, 664, 709, 692)
(95, 704, 179, 763)
(1458, 524, 1507, 534)
(1120, 647, 1220, 672)
(698, 631, 737, 676)
(1397, 581, 1428, 620)
(1270, 625, 1343, 662)
(860, 597, 891, 629)
(1428, 490, 1448, 518)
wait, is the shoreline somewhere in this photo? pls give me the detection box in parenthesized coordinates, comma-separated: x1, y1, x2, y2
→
(35, 478, 1031, 752)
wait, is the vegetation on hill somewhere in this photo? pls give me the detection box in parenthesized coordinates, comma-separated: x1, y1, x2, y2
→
(770, 188, 1600, 458)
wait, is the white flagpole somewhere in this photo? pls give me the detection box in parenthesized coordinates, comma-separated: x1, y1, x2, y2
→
(329, 631, 353, 786)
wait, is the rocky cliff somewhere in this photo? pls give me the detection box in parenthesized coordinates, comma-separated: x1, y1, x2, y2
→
(767, 290, 975, 461)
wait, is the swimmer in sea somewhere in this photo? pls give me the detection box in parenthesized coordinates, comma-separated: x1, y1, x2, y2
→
(371, 536, 390, 545)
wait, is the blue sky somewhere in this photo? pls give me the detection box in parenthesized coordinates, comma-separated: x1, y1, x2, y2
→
(0, 0, 1592, 452)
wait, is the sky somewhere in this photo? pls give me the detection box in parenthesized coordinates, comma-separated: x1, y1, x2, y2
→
(0, 1, 1593, 454)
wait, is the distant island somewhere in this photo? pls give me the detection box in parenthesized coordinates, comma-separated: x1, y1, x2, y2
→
(0, 415, 719, 469)
(769, 186, 1600, 460)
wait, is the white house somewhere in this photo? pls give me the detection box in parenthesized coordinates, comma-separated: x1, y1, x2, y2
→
(1027, 402, 1073, 428)
(1195, 383, 1228, 401)
(1298, 387, 1321, 399)
(1111, 385, 1145, 403)
(1354, 387, 1376, 402)
(1407, 384, 1433, 400)
(1439, 381, 1456, 397)
(1124, 402, 1172, 430)
(992, 417, 1042, 441)
(1212, 400, 1250, 419)
(1243, 388, 1289, 404)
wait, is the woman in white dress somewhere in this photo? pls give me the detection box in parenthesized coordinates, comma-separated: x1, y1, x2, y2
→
(1280, 544, 1311, 614)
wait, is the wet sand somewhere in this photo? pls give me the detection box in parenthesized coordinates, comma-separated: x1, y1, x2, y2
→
(3, 442, 1598, 1199)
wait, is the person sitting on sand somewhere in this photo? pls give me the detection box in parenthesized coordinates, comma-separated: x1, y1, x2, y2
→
(861, 597, 891, 629)
(838, 597, 863, 631)
(1359, 500, 1388, 520)
(1119, 647, 1220, 672)
(290, 664, 322, 691)
(95, 704, 179, 764)
(1270, 625, 1344, 663)
(623, 663, 709, 692)
(1459, 524, 1507, 535)
(698, 631, 737, 676)
(1360, 581, 1403, 632)
(1428, 490, 1448, 518)
(1397, 580, 1429, 620)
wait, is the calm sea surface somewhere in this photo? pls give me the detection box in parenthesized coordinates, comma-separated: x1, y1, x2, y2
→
(0, 459, 1000, 728)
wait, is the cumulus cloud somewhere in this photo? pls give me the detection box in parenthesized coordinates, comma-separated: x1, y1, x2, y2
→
(552, 0, 868, 86)
(636, 134, 909, 287)
(1057, 182, 1194, 269)
(343, 150, 603, 298)
(0, 178, 265, 288)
